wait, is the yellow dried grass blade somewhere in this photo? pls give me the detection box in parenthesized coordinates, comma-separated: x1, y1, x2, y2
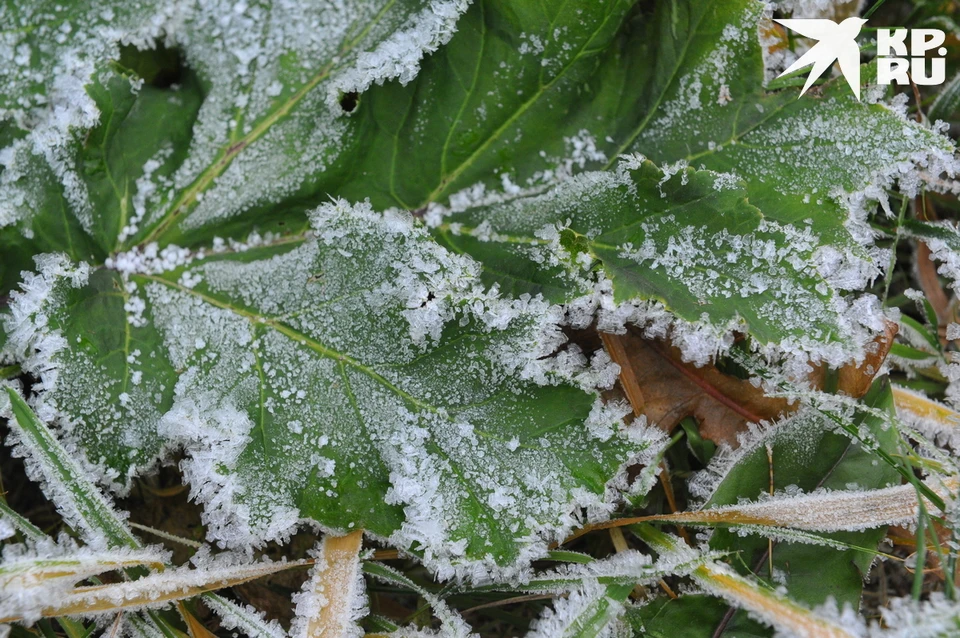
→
(0, 559, 309, 623)
(635, 478, 958, 532)
(692, 562, 857, 638)
(1, 551, 166, 587)
(892, 385, 960, 428)
(634, 525, 861, 638)
(178, 602, 218, 638)
(294, 531, 365, 638)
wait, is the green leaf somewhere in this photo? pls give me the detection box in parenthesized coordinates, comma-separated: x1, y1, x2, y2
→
(79, 63, 204, 253)
(632, 525, 864, 638)
(335, 0, 644, 209)
(0, 0, 474, 256)
(620, 0, 955, 246)
(627, 595, 769, 638)
(430, 159, 858, 353)
(3, 203, 659, 575)
(692, 381, 902, 609)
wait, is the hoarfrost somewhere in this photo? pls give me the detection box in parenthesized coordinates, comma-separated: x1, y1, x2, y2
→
(1, 0, 472, 238)
(525, 582, 627, 638)
(774, 0, 866, 19)
(872, 593, 960, 637)
(3, 199, 663, 581)
(0, 539, 169, 624)
(290, 536, 368, 638)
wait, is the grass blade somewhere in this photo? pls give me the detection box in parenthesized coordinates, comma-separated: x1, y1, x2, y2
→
(292, 531, 366, 638)
(629, 478, 958, 533)
(633, 525, 863, 638)
(0, 559, 310, 623)
(2, 387, 137, 549)
(200, 593, 287, 638)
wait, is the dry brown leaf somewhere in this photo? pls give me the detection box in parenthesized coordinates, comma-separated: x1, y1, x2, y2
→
(602, 320, 897, 446)
(836, 321, 898, 398)
(602, 329, 790, 445)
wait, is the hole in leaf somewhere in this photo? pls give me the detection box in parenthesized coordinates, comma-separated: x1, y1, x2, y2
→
(117, 41, 185, 89)
(339, 91, 359, 113)
(419, 292, 436, 308)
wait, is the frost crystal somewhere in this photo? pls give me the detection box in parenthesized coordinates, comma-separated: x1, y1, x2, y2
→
(525, 582, 627, 638)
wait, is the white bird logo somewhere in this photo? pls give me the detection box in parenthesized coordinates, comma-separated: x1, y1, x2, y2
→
(775, 17, 868, 100)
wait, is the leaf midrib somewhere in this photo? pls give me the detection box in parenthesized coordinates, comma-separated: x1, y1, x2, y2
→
(418, 3, 628, 207)
(138, 0, 400, 247)
(139, 273, 435, 415)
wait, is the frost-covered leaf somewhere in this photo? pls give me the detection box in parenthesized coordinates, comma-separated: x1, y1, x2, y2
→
(342, 0, 956, 257)
(2, 202, 661, 577)
(0, 0, 472, 273)
(429, 158, 870, 357)
(623, 0, 957, 248)
(335, 0, 641, 209)
(691, 381, 902, 609)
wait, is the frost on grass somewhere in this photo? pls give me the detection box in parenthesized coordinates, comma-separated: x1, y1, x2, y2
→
(488, 549, 706, 594)
(364, 562, 476, 637)
(1, 201, 663, 581)
(872, 593, 960, 638)
(0, 538, 168, 624)
(525, 582, 628, 638)
(0, 0, 472, 246)
(16, 554, 306, 621)
(202, 595, 287, 638)
(429, 157, 884, 370)
(668, 480, 953, 535)
(291, 534, 367, 638)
